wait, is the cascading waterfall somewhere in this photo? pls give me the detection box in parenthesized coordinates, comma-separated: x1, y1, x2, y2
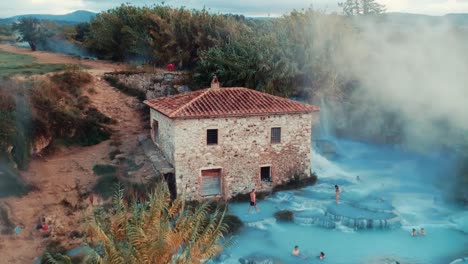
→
(221, 137, 468, 264)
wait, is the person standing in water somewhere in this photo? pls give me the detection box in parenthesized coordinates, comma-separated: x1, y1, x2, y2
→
(335, 185, 341, 204)
(292, 245, 308, 259)
(248, 189, 258, 213)
(419, 228, 425, 235)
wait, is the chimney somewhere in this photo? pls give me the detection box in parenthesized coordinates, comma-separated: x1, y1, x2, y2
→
(211, 75, 220, 89)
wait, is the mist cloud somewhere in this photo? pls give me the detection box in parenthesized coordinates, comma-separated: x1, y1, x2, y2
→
(324, 17, 468, 149)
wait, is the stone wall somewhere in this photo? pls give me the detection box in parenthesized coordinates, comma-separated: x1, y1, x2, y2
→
(172, 113, 318, 200)
(105, 72, 191, 100)
(150, 109, 175, 165)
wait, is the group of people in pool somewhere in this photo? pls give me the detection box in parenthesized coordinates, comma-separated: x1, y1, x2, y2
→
(292, 245, 325, 260)
(248, 184, 343, 213)
(411, 227, 425, 236)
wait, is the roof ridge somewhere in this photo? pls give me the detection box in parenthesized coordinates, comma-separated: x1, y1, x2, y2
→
(170, 88, 213, 117)
(242, 87, 312, 107)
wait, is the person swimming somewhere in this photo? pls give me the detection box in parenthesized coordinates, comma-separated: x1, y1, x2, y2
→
(319, 251, 325, 260)
(419, 228, 425, 235)
(292, 245, 308, 259)
(292, 245, 300, 256)
(411, 228, 417, 236)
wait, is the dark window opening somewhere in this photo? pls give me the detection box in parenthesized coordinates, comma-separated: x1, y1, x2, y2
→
(152, 120, 159, 143)
(271, 127, 281, 143)
(207, 129, 218, 145)
(261, 166, 271, 182)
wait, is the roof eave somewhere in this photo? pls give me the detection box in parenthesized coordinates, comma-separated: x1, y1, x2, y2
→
(170, 109, 319, 120)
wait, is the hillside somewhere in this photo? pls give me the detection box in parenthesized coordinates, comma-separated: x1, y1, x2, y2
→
(0, 10, 96, 24)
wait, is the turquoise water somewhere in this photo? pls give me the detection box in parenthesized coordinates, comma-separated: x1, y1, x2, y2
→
(221, 139, 468, 264)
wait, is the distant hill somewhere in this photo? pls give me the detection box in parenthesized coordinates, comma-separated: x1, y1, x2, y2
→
(0, 10, 96, 24)
(372, 12, 468, 27)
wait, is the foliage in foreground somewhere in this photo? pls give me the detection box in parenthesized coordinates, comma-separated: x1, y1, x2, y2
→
(84, 184, 230, 264)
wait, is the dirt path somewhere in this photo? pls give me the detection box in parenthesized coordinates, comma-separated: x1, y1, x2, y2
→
(0, 45, 146, 264)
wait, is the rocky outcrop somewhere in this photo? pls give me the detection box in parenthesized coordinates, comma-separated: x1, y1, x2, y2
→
(274, 210, 294, 222)
(104, 72, 191, 100)
(325, 203, 400, 229)
(32, 134, 53, 154)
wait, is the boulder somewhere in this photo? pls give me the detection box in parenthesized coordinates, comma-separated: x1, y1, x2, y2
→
(224, 214, 244, 234)
(274, 210, 294, 222)
(32, 134, 53, 154)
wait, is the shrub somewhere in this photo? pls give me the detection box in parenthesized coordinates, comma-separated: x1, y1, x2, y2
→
(86, 184, 229, 263)
(92, 164, 117, 176)
(50, 69, 92, 97)
(92, 174, 120, 199)
(85, 107, 114, 124)
(0, 206, 15, 234)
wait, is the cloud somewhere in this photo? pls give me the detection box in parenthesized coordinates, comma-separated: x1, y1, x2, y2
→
(0, 0, 85, 17)
(3, 0, 468, 18)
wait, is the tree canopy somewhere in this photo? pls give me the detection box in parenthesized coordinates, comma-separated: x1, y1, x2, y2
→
(12, 17, 54, 51)
(338, 0, 386, 15)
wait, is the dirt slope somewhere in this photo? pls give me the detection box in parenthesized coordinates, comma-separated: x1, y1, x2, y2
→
(0, 45, 146, 264)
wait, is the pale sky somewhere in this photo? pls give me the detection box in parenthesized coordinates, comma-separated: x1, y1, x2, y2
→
(1, 0, 467, 18)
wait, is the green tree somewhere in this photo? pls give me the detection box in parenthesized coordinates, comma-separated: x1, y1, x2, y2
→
(338, 0, 386, 15)
(12, 18, 53, 51)
(74, 22, 90, 42)
(84, 184, 230, 264)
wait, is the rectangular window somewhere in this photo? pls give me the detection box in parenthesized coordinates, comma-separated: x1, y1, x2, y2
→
(261, 166, 271, 182)
(271, 127, 281, 143)
(201, 169, 222, 196)
(207, 129, 218, 145)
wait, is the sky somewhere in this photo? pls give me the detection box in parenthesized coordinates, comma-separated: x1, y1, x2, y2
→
(1, 0, 468, 18)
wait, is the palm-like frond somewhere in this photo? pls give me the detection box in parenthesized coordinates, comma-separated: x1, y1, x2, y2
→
(84, 183, 229, 264)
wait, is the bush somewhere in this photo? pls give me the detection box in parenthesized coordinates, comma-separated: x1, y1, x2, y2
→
(50, 69, 92, 97)
(93, 174, 120, 199)
(92, 164, 117, 176)
(0, 206, 15, 234)
(85, 107, 114, 124)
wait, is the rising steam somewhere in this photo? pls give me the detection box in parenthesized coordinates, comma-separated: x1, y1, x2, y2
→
(315, 15, 468, 150)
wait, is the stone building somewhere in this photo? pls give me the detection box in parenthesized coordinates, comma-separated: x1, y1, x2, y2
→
(144, 80, 319, 200)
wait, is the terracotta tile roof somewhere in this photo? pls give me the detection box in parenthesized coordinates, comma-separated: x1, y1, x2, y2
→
(144, 87, 319, 119)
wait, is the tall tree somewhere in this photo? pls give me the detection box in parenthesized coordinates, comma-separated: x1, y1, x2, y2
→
(338, 0, 386, 15)
(12, 18, 52, 51)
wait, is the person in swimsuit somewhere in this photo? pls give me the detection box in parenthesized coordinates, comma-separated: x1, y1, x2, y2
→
(248, 189, 258, 213)
(411, 228, 417, 236)
(292, 245, 308, 259)
(335, 185, 341, 204)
